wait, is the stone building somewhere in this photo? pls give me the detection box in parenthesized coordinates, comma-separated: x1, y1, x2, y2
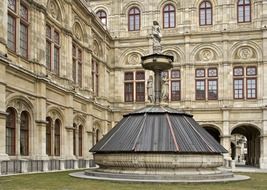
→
(0, 0, 267, 174)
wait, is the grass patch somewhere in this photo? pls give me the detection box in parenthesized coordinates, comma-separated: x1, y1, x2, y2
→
(0, 171, 267, 190)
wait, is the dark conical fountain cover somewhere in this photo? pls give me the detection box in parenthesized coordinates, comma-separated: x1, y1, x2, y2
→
(90, 105, 227, 154)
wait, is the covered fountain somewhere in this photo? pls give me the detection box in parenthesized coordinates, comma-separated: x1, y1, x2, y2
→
(70, 22, 249, 182)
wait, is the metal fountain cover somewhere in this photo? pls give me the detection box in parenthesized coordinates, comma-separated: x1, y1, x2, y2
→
(90, 105, 227, 154)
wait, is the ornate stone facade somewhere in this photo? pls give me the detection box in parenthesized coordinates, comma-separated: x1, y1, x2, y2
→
(0, 0, 267, 175)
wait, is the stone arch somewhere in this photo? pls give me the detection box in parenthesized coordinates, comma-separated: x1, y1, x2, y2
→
(46, 106, 64, 124)
(231, 122, 261, 167)
(162, 47, 184, 63)
(94, 6, 110, 17)
(47, 0, 65, 22)
(120, 48, 146, 66)
(201, 123, 222, 143)
(190, 44, 222, 63)
(6, 94, 34, 118)
(73, 114, 86, 127)
(193, 0, 218, 8)
(122, 1, 145, 15)
(230, 41, 262, 61)
(158, 0, 181, 10)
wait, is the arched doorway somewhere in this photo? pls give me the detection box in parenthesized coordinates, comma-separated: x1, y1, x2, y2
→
(203, 126, 221, 143)
(231, 125, 260, 167)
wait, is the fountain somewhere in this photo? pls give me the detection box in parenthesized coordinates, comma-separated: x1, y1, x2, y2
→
(70, 21, 249, 182)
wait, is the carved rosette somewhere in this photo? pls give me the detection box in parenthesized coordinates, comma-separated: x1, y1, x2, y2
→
(237, 47, 253, 59)
(199, 49, 214, 61)
(127, 53, 141, 65)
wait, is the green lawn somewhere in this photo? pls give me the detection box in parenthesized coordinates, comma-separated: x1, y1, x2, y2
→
(0, 171, 267, 190)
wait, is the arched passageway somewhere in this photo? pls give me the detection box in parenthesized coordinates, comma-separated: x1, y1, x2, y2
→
(231, 125, 261, 167)
(203, 126, 221, 143)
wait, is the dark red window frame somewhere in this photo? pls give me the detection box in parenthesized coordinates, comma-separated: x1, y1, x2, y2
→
(6, 107, 16, 156)
(128, 7, 140, 31)
(163, 4, 176, 28)
(237, 0, 251, 23)
(46, 117, 52, 156)
(96, 10, 107, 26)
(54, 119, 61, 156)
(20, 111, 29, 156)
(199, 1, 212, 26)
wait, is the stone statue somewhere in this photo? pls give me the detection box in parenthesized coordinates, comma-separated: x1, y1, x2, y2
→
(152, 21, 162, 54)
(147, 75, 154, 103)
(161, 75, 169, 102)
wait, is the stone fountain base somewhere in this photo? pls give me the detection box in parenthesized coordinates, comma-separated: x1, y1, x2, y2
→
(68, 153, 249, 183)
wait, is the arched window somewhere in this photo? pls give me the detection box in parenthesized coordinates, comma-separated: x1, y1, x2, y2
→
(54, 119, 61, 156)
(96, 10, 107, 26)
(163, 4, 176, 28)
(73, 123, 77, 156)
(20, 111, 29, 156)
(238, 0, 251, 23)
(128, 7, 140, 31)
(6, 107, 16, 155)
(199, 1, 212, 25)
(78, 125, 83, 156)
(46, 117, 52, 156)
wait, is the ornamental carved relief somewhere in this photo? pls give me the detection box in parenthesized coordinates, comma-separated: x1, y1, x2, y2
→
(127, 53, 141, 65)
(8, 99, 32, 115)
(236, 47, 254, 59)
(199, 49, 214, 61)
(73, 24, 82, 41)
(48, 0, 61, 21)
(93, 40, 100, 56)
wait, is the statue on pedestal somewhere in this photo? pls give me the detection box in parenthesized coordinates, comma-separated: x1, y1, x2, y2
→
(152, 21, 162, 54)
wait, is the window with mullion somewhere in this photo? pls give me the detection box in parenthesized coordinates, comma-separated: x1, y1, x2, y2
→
(199, 1, 212, 26)
(96, 10, 107, 26)
(128, 7, 140, 31)
(163, 4, 176, 28)
(238, 0, 251, 23)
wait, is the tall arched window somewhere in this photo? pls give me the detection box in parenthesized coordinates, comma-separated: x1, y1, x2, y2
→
(6, 107, 16, 155)
(199, 1, 212, 25)
(96, 10, 107, 26)
(20, 111, 29, 156)
(238, 0, 251, 23)
(73, 123, 77, 156)
(128, 7, 140, 31)
(54, 119, 61, 156)
(46, 117, 52, 156)
(163, 4, 176, 28)
(78, 125, 83, 156)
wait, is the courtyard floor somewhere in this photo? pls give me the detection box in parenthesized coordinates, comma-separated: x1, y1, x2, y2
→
(0, 170, 267, 190)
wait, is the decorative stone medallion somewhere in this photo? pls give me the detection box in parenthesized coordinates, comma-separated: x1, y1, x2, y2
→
(237, 47, 253, 59)
(199, 49, 214, 61)
(127, 53, 141, 65)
